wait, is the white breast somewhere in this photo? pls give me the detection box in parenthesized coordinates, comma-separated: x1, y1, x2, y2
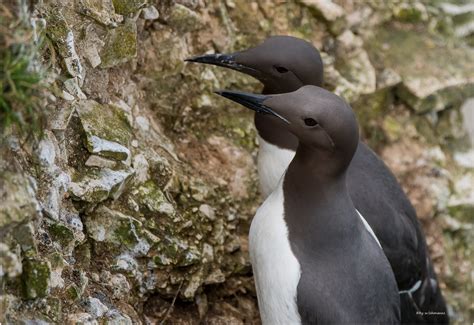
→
(257, 135, 296, 199)
(249, 179, 302, 325)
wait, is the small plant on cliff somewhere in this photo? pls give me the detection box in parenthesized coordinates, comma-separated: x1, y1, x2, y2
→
(0, 2, 46, 139)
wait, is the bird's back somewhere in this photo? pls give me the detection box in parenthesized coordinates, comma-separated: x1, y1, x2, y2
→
(347, 142, 449, 323)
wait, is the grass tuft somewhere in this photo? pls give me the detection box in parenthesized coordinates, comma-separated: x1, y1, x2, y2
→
(0, 2, 46, 139)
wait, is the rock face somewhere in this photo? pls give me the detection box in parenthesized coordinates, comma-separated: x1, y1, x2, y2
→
(100, 19, 138, 68)
(0, 0, 472, 324)
(366, 24, 474, 113)
(75, 100, 132, 161)
(0, 172, 39, 231)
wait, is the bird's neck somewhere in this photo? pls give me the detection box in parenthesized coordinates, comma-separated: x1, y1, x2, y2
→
(284, 144, 357, 227)
(287, 151, 349, 200)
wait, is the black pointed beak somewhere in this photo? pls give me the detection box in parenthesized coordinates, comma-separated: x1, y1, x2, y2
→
(215, 90, 289, 124)
(185, 53, 259, 75)
(185, 53, 236, 66)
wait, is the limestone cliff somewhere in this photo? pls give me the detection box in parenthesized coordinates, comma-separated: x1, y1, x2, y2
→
(0, 0, 473, 324)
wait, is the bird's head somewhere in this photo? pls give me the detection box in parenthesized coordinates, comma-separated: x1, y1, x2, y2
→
(216, 86, 359, 175)
(186, 36, 324, 94)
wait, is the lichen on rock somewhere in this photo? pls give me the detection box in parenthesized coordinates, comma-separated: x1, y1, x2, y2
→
(45, 7, 84, 80)
(0, 172, 39, 230)
(0, 243, 22, 278)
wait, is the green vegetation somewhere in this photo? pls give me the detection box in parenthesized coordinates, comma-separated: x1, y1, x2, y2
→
(0, 3, 45, 138)
(21, 258, 51, 299)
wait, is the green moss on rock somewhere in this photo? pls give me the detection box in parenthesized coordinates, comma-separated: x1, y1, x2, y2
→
(217, 112, 257, 151)
(45, 7, 83, 79)
(45, 7, 70, 54)
(66, 284, 81, 301)
(448, 204, 474, 223)
(134, 181, 176, 217)
(392, 2, 427, 23)
(22, 259, 51, 299)
(75, 99, 132, 161)
(352, 88, 393, 148)
(100, 19, 137, 68)
(151, 236, 194, 267)
(179, 247, 201, 267)
(112, 0, 146, 16)
(114, 219, 141, 247)
(48, 222, 74, 247)
(85, 206, 149, 252)
(44, 297, 63, 323)
(382, 116, 405, 143)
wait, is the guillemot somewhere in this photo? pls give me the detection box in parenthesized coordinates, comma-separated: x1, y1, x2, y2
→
(186, 36, 448, 324)
(187, 36, 322, 197)
(216, 86, 401, 324)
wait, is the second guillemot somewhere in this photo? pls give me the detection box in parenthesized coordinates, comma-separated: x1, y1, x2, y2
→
(186, 36, 448, 324)
(216, 86, 401, 324)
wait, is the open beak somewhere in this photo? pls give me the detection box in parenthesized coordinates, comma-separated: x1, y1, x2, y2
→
(215, 90, 289, 124)
(185, 53, 260, 75)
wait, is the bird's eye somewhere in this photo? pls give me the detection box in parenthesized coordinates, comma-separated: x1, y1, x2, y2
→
(304, 118, 318, 127)
(274, 66, 289, 73)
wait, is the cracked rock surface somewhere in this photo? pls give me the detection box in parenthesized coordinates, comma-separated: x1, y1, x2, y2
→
(1, 0, 473, 324)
